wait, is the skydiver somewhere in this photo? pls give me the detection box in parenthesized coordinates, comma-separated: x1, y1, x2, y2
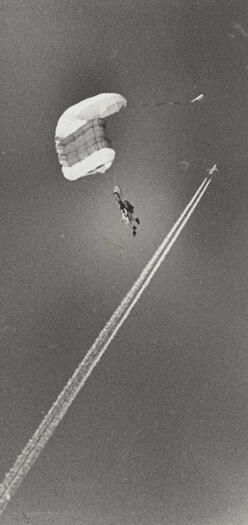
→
(123, 200, 134, 215)
(113, 187, 140, 236)
(122, 200, 140, 232)
(123, 200, 140, 223)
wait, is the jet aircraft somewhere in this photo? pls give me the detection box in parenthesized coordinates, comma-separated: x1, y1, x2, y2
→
(206, 164, 218, 176)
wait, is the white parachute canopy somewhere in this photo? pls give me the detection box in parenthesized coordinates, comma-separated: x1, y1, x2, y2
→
(55, 93, 127, 181)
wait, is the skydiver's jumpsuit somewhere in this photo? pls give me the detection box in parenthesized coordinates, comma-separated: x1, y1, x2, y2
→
(120, 200, 140, 236)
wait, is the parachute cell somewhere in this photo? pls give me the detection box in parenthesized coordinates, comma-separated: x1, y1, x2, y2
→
(55, 93, 127, 180)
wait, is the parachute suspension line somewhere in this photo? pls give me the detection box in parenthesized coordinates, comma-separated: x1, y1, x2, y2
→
(0, 176, 212, 516)
(109, 168, 121, 192)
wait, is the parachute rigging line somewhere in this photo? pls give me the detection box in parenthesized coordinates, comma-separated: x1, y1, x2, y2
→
(0, 176, 211, 516)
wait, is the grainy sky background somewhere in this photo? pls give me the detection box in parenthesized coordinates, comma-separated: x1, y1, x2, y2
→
(1, 0, 248, 523)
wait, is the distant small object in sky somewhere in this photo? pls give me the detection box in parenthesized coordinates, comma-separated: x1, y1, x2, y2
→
(206, 164, 218, 176)
(190, 94, 204, 103)
(180, 160, 190, 171)
(143, 92, 204, 107)
(233, 23, 248, 38)
(110, 49, 119, 59)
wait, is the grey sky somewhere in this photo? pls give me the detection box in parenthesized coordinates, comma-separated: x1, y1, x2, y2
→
(1, 1, 248, 524)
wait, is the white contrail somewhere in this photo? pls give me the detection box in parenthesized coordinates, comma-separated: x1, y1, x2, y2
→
(0, 176, 211, 515)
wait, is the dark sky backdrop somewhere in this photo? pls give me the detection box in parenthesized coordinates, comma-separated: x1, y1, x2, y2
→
(1, 1, 248, 524)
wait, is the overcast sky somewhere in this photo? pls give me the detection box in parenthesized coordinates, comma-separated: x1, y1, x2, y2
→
(1, 1, 248, 524)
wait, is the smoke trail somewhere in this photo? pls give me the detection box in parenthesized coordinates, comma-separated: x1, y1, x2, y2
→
(0, 177, 211, 514)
